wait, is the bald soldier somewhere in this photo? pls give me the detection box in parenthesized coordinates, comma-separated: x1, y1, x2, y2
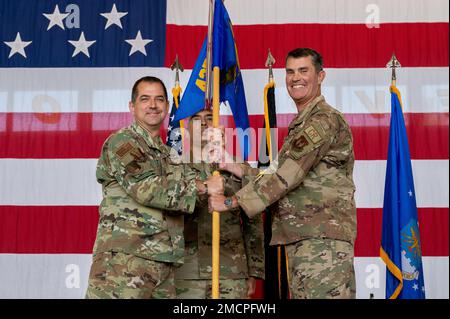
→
(86, 76, 224, 299)
(174, 109, 265, 299)
(210, 48, 357, 299)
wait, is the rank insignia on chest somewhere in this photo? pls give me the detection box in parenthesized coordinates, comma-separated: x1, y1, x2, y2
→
(125, 161, 141, 174)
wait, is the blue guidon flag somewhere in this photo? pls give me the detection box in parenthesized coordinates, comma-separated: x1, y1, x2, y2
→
(380, 85, 426, 299)
(173, 0, 250, 160)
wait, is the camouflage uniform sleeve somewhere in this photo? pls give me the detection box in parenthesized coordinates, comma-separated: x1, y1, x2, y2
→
(106, 134, 197, 213)
(236, 114, 336, 218)
(240, 162, 261, 186)
(241, 212, 265, 279)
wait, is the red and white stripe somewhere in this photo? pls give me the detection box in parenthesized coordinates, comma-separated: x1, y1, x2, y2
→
(0, 0, 448, 299)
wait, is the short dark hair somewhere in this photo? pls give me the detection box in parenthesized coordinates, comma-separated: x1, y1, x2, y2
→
(286, 48, 323, 72)
(131, 76, 168, 103)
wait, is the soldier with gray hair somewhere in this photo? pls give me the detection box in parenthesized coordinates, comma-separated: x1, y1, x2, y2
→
(209, 48, 357, 299)
(85, 76, 224, 299)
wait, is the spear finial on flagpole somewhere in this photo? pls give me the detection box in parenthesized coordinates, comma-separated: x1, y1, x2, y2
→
(264, 49, 276, 163)
(205, 0, 215, 110)
(265, 48, 276, 83)
(170, 54, 185, 144)
(170, 54, 184, 88)
(386, 53, 401, 86)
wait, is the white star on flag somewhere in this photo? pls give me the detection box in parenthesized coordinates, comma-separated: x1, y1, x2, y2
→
(4, 32, 32, 59)
(43, 5, 69, 31)
(100, 4, 128, 30)
(125, 31, 152, 56)
(68, 32, 96, 58)
(173, 130, 181, 138)
(413, 283, 419, 290)
(168, 125, 173, 131)
(408, 190, 413, 197)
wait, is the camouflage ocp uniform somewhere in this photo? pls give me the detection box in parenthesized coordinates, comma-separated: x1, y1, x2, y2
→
(86, 122, 198, 299)
(175, 163, 265, 299)
(236, 95, 357, 299)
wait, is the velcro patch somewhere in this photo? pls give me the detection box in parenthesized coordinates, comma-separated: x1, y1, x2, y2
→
(125, 161, 141, 174)
(294, 135, 309, 151)
(115, 142, 134, 158)
(304, 125, 322, 144)
(129, 147, 145, 161)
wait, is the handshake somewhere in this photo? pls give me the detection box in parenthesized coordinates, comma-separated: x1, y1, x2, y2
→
(196, 162, 243, 213)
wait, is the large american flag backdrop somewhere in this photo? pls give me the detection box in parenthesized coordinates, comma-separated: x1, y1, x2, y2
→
(0, 0, 448, 299)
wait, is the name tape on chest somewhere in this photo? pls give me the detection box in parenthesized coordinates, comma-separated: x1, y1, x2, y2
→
(115, 142, 134, 158)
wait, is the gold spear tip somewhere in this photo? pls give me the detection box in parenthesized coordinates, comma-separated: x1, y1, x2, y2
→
(386, 52, 401, 69)
(170, 54, 184, 72)
(265, 49, 276, 68)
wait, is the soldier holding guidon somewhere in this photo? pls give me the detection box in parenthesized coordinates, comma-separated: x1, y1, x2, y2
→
(86, 76, 224, 299)
(210, 48, 357, 299)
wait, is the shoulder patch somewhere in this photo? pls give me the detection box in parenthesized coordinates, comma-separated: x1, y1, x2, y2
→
(294, 135, 309, 150)
(304, 125, 322, 144)
(115, 142, 134, 158)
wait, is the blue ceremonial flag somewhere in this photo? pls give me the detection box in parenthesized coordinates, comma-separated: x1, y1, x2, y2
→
(173, 0, 250, 160)
(380, 85, 426, 299)
(212, 0, 250, 160)
(172, 39, 207, 122)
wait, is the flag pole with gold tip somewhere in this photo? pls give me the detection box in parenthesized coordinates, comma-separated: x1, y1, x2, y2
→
(170, 54, 184, 140)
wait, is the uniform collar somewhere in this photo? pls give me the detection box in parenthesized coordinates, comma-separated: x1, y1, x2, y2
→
(288, 95, 325, 131)
(131, 121, 166, 151)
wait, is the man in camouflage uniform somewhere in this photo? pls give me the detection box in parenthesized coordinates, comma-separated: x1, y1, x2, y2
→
(209, 48, 357, 299)
(85, 76, 224, 299)
(174, 109, 265, 299)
